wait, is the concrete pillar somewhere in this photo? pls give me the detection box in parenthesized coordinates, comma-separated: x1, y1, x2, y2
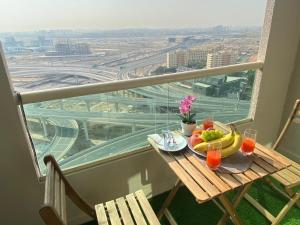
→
(41, 118, 48, 137)
(86, 100, 91, 112)
(82, 120, 89, 141)
(114, 102, 119, 112)
(132, 123, 136, 133)
(60, 100, 64, 110)
(235, 92, 240, 111)
(150, 104, 155, 114)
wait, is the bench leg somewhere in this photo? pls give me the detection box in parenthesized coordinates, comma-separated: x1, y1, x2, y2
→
(271, 191, 300, 225)
(245, 185, 300, 225)
(157, 179, 181, 220)
(264, 176, 300, 209)
(285, 187, 300, 209)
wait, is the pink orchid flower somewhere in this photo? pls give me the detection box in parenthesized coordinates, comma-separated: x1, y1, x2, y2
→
(179, 95, 196, 115)
(185, 95, 196, 102)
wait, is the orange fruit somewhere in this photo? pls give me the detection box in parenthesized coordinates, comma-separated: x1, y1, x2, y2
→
(192, 129, 203, 135)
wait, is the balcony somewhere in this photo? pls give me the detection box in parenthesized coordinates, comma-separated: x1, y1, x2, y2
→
(19, 62, 261, 174)
(0, 0, 300, 225)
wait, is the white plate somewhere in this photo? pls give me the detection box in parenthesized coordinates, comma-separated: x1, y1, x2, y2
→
(150, 133, 187, 152)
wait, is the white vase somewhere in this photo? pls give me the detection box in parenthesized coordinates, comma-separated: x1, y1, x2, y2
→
(181, 121, 196, 136)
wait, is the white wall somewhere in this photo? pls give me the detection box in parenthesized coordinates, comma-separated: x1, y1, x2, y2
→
(0, 48, 44, 224)
(249, 0, 300, 145)
(0, 0, 300, 224)
(278, 40, 300, 162)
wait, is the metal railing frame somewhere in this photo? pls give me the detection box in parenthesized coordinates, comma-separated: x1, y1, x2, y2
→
(17, 61, 263, 105)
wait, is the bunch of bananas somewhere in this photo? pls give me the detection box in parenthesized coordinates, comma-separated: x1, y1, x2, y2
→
(194, 125, 242, 157)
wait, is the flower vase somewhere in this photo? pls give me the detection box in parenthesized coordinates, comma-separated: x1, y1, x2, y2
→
(181, 121, 196, 136)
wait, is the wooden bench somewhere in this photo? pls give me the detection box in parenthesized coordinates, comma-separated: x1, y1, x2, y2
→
(40, 155, 160, 225)
(244, 99, 300, 225)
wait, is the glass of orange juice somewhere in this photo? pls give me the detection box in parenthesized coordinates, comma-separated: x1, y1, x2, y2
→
(206, 142, 222, 170)
(203, 116, 213, 130)
(241, 129, 257, 156)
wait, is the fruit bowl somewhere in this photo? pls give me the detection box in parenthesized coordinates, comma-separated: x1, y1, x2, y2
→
(188, 125, 242, 158)
(187, 137, 208, 157)
(187, 138, 226, 158)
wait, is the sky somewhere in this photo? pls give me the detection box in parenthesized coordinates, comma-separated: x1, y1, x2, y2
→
(0, 0, 267, 32)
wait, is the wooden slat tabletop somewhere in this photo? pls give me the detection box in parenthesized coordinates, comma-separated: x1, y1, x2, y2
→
(148, 122, 291, 203)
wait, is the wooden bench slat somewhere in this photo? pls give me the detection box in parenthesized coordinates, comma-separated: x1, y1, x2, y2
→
(135, 191, 161, 225)
(250, 162, 269, 177)
(126, 193, 148, 225)
(254, 148, 285, 170)
(60, 181, 67, 224)
(45, 162, 54, 205)
(255, 143, 291, 166)
(271, 173, 291, 186)
(293, 117, 300, 124)
(174, 153, 220, 197)
(288, 165, 300, 177)
(184, 151, 231, 193)
(253, 157, 277, 173)
(277, 169, 300, 183)
(106, 200, 122, 225)
(95, 204, 109, 225)
(54, 171, 61, 216)
(292, 162, 300, 171)
(116, 197, 135, 225)
(296, 109, 300, 118)
(217, 173, 241, 189)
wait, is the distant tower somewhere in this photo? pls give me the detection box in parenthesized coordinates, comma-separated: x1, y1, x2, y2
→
(207, 51, 237, 68)
(166, 51, 188, 68)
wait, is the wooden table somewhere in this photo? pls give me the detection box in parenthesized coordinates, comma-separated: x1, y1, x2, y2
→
(148, 122, 291, 225)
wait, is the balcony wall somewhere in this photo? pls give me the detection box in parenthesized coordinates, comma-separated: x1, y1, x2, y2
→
(1, 0, 300, 225)
(279, 39, 300, 162)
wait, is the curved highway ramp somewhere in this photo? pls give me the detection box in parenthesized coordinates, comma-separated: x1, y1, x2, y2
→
(35, 118, 79, 173)
(59, 123, 180, 169)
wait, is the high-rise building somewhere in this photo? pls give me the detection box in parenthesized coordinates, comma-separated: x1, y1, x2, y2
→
(176, 51, 188, 67)
(166, 52, 177, 68)
(166, 51, 188, 68)
(206, 51, 237, 68)
(187, 48, 209, 63)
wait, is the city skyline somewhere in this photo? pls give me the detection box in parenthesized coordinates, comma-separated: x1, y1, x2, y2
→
(0, 0, 267, 32)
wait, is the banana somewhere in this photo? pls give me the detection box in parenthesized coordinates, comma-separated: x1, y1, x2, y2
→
(194, 125, 235, 153)
(221, 132, 242, 157)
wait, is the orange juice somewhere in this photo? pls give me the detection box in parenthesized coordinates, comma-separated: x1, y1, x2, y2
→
(206, 150, 221, 170)
(242, 138, 255, 154)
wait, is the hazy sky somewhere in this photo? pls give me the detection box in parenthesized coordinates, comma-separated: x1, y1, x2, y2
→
(0, 0, 267, 32)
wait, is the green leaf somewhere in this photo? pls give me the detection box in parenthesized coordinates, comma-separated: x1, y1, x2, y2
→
(190, 113, 196, 119)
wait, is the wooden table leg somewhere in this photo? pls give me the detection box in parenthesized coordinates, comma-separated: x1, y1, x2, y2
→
(157, 179, 181, 220)
(217, 183, 252, 225)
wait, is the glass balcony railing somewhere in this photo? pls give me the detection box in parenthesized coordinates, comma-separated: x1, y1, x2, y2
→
(22, 69, 257, 174)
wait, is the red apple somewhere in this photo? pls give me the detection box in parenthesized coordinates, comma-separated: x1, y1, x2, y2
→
(190, 134, 203, 147)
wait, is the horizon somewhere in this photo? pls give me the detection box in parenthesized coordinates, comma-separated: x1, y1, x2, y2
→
(0, 0, 267, 33)
(0, 25, 262, 35)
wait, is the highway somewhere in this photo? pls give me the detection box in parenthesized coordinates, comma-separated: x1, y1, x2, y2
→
(59, 123, 180, 169)
(35, 118, 79, 173)
(25, 88, 249, 172)
(11, 38, 252, 170)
